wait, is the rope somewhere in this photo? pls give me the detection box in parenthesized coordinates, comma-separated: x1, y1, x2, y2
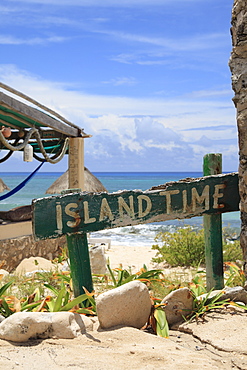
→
(0, 128, 69, 164)
(0, 161, 45, 201)
(32, 139, 67, 162)
(0, 138, 20, 163)
(0, 128, 37, 151)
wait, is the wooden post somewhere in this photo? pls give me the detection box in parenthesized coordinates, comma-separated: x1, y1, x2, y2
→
(203, 153, 224, 291)
(66, 233, 93, 297)
(68, 137, 84, 190)
(67, 137, 93, 296)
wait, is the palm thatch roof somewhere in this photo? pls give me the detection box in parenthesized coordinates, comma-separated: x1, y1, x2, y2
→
(0, 178, 10, 193)
(46, 167, 107, 194)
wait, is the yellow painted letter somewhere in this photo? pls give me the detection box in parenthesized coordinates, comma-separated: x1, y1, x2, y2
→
(191, 185, 210, 211)
(99, 198, 114, 221)
(56, 202, 63, 234)
(137, 195, 152, 218)
(118, 196, 135, 219)
(65, 203, 81, 228)
(159, 190, 179, 214)
(182, 190, 187, 213)
(213, 184, 225, 209)
(83, 201, 96, 224)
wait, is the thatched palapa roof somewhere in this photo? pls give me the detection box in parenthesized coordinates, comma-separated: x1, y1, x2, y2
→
(0, 178, 10, 193)
(46, 167, 107, 194)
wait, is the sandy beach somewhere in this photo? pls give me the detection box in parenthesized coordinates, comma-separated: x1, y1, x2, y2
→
(1, 243, 246, 369)
(104, 244, 157, 272)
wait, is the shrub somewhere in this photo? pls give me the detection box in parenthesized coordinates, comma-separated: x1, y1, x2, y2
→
(223, 240, 242, 263)
(152, 225, 243, 268)
(152, 226, 205, 267)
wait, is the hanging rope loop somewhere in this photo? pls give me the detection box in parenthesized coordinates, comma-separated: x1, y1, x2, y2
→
(0, 129, 69, 164)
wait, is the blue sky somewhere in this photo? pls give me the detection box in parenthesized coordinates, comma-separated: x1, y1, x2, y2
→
(0, 0, 237, 172)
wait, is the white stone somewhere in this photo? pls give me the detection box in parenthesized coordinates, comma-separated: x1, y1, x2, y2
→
(15, 256, 58, 275)
(198, 286, 247, 305)
(161, 287, 193, 325)
(89, 245, 107, 274)
(0, 269, 9, 278)
(0, 312, 93, 342)
(96, 280, 152, 329)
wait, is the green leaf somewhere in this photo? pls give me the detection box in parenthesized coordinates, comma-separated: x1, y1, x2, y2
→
(75, 308, 96, 315)
(0, 281, 13, 297)
(0, 297, 13, 317)
(46, 299, 55, 311)
(154, 308, 169, 338)
(21, 301, 42, 311)
(53, 286, 66, 312)
(61, 294, 90, 311)
(107, 264, 117, 287)
(43, 283, 59, 296)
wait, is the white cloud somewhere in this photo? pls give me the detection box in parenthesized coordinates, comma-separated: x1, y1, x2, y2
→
(0, 64, 238, 171)
(0, 34, 68, 45)
(102, 77, 137, 86)
(101, 31, 228, 52)
(186, 89, 233, 98)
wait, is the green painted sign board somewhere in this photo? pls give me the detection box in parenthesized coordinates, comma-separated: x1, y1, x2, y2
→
(32, 172, 239, 241)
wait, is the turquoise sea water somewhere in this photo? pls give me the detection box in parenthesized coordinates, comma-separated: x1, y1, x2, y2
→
(0, 171, 240, 246)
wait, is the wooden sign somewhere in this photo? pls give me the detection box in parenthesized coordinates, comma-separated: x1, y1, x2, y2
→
(32, 172, 239, 241)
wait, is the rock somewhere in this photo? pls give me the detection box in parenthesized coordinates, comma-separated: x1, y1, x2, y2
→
(50, 312, 93, 339)
(0, 315, 5, 323)
(15, 256, 59, 275)
(0, 234, 66, 272)
(89, 245, 107, 274)
(0, 312, 93, 342)
(0, 269, 9, 278)
(198, 286, 247, 305)
(161, 287, 193, 325)
(96, 280, 152, 329)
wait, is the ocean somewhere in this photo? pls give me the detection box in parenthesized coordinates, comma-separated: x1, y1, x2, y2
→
(0, 171, 240, 246)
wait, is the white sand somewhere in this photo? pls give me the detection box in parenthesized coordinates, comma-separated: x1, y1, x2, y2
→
(105, 244, 157, 272)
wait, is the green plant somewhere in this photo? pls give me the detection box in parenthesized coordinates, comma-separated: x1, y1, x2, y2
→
(185, 288, 230, 323)
(152, 226, 205, 267)
(223, 240, 242, 263)
(153, 304, 169, 338)
(42, 283, 96, 314)
(144, 297, 169, 338)
(224, 262, 246, 287)
(0, 281, 14, 317)
(106, 263, 164, 288)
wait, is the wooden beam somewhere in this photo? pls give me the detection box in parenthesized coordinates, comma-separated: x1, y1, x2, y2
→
(68, 137, 85, 190)
(0, 92, 83, 137)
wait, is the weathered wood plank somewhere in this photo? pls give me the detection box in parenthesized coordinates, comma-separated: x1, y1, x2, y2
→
(0, 92, 81, 137)
(33, 172, 239, 240)
(203, 153, 224, 290)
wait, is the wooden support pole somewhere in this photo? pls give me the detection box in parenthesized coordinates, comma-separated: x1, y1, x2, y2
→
(203, 153, 224, 291)
(67, 137, 93, 296)
(66, 233, 93, 297)
(68, 137, 84, 190)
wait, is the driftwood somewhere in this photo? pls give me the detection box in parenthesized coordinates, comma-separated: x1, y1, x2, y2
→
(0, 205, 32, 222)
